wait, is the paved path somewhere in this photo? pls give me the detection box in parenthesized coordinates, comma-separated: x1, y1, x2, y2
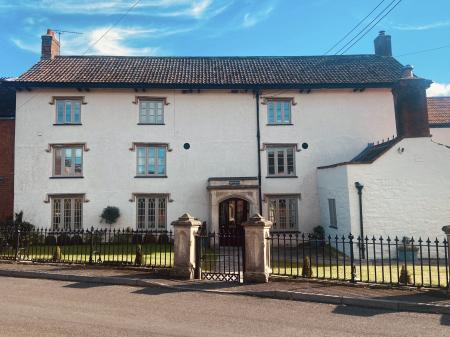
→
(0, 277, 449, 337)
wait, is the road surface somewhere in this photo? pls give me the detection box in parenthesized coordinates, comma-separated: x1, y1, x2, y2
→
(0, 277, 448, 336)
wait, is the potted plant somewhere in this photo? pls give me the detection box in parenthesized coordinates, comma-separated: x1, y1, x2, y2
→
(397, 236, 419, 262)
(100, 206, 120, 231)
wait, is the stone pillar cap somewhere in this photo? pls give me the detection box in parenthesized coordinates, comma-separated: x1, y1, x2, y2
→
(442, 225, 450, 235)
(243, 213, 273, 227)
(171, 213, 201, 227)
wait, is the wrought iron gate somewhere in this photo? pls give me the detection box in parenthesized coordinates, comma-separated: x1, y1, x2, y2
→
(195, 230, 245, 283)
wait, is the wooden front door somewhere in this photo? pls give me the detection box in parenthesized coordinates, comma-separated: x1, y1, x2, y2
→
(219, 198, 248, 246)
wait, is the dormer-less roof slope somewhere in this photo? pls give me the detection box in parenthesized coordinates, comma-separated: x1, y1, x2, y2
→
(427, 97, 450, 127)
(13, 55, 404, 89)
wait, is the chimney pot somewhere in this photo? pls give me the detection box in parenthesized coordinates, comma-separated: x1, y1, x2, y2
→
(41, 28, 60, 60)
(374, 31, 392, 56)
(402, 65, 414, 79)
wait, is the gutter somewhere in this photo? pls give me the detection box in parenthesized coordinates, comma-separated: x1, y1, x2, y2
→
(255, 91, 263, 214)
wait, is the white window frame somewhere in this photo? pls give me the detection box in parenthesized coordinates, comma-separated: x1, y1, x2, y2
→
(135, 195, 167, 230)
(328, 198, 337, 228)
(139, 99, 164, 124)
(136, 145, 167, 177)
(267, 99, 291, 125)
(51, 196, 83, 230)
(53, 146, 83, 177)
(268, 197, 298, 231)
(267, 146, 296, 176)
(55, 99, 81, 124)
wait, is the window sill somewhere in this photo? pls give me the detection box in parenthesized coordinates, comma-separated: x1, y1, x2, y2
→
(53, 123, 82, 126)
(266, 175, 298, 179)
(266, 123, 293, 126)
(50, 176, 84, 179)
(137, 123, 165, 125)
(329, 225, 338, 229)
(134, 175, 168, 178)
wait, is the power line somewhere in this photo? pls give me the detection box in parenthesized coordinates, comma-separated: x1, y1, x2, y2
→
(324, 0, 387, 55)
(82, 0, 141, 55)
(396, 43, 450, 57)
(338, 0, 403, 55)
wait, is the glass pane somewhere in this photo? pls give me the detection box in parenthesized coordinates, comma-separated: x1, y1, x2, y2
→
(56, 101, 64, 124)
(65, 101, 72, 123)
(268, 200, 276, 228)
(52, 199, 61, 230)
(74, 148, 82, 175)
(64, 148, 72, 175)
(156, 102, 164, 124)
(74, 198, 82, 230)
(137, 198, 146, 229)
(157, 147, 166, 175)
(287, 148, 294, 175)
(278, 199, 287, 229)
(148, 147, 155, 175)
(268, 102, 274, 124)
(158, 198, 166, 229)
(54, 148, 62, 176)
(277, 150, 285, 174)
(64, 199, 72, 230)
(73, 101, 81, 123)
(276, 102, 282, 123)
(283, 101, 290, 123)
(137, 147, 146, 175)
(268, 151, 275, 175)
(139, 102, 148, 123)
(288, 199, 297, 229)
(148, 198, 156, 228)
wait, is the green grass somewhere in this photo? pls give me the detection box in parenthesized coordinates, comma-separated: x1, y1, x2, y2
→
(272, 260, 449, 288)
(1, 243, 174, 267)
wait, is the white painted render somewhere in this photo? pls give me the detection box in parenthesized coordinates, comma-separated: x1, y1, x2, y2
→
(318, 137, 450, 241)
(431, 127, 450, 147)
(14, 88, 396, 231)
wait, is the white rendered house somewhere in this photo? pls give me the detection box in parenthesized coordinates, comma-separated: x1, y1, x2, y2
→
(12, 30, 431, 235)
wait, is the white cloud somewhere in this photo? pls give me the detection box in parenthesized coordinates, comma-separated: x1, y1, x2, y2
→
(242, 6, 273, 28)
(427, 82, 450, 97)
(393, 21, 450, 31)
(11, 38, 40, 54)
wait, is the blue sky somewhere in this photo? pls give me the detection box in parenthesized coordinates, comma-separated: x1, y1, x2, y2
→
(0, 0, 449, 95)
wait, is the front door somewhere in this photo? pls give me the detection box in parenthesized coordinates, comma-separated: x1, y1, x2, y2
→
(219, 198, 248, 245)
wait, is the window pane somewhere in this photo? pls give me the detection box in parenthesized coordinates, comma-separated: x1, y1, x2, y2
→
(137, 198, 146, 229)
(268, 102, 274, 124)
(65, 101, 72, 123)
(64, 199, 72, 230)
(277, 150, 285, 174)
(287, 148, 294, 175)
(268, 199, 277, 229)
(137, 147, 146, 175)
(278, 199, 287, 229)
(73, 101, 81, 123)
(74, 148, 82, 175)
(328, 199, 337, 227)
(268, 151, 275, 175)
(52, 199, 61, 230)
(276, 102, 282, 123)
(288, 198, 297, 229)
(54, 149, 62, 176)
(74, 198, 82, 230)
(283, 101, 290, 123)
(157, 147, 166, 175)
(156, 102, 164, 124)
(56, 101, 64, 124)
(158, 198, 166, 229)
(147, 147, 156, 175)
(148, 198, 156, 228)
(64, 148, 73, 175)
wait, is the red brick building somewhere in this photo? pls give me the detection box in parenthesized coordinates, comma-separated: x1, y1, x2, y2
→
(0, 78, 15, 222)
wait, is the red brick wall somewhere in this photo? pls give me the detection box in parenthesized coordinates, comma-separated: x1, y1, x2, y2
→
(0, 119, 14, 222)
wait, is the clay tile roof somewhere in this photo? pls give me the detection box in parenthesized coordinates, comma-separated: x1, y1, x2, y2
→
(427, 97, 450, 126)
(13, 55, 405, 89)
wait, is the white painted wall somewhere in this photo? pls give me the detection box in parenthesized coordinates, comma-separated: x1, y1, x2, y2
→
(15, 88, 397, 230)
(318, 137, 450, 240)
(431, 127, 450, 147)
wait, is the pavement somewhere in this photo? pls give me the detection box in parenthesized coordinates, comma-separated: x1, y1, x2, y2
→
(1, 276, 449, 337)
(0, 261, 450, 315)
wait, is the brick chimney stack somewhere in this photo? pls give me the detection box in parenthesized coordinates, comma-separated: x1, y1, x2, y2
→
(41, 29, 60, 60)
(374, 31, 392, 57)
(392, 65, 432, 138)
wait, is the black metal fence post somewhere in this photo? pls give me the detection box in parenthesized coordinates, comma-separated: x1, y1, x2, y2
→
(89, 226, 94, 264)
(15, 224, 20, 261)
(349, 234, 356, 283)
(194, 234, 202, 279)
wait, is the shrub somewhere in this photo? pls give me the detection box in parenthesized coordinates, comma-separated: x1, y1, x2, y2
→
(132, 234, 143, 244)
(135, 244, 143, 266)
(312, 226, 325, 241)
(158, 233, 170, 245)
(143, 233, 157, 244)
(53, 246, 61, 261)
(100, 206, 120, 228)
(70, 235, 83, 245)
(57, 234, 71, 245)
(301, 256, 313, 278)
(399, 265, 412, 285)
(44, 235, 57, 245)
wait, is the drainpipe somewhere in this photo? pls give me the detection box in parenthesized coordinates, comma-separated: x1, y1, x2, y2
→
(255, 91, 263, 214)
(355, 182, 365, 259)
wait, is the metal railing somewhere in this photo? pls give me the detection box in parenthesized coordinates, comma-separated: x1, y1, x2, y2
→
(269, 232, 449, 289)
(0, 226, 174, 269)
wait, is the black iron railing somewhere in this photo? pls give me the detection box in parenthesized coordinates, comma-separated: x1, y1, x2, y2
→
(269, 232, 449, 289)
(0, 226, 174, 269)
